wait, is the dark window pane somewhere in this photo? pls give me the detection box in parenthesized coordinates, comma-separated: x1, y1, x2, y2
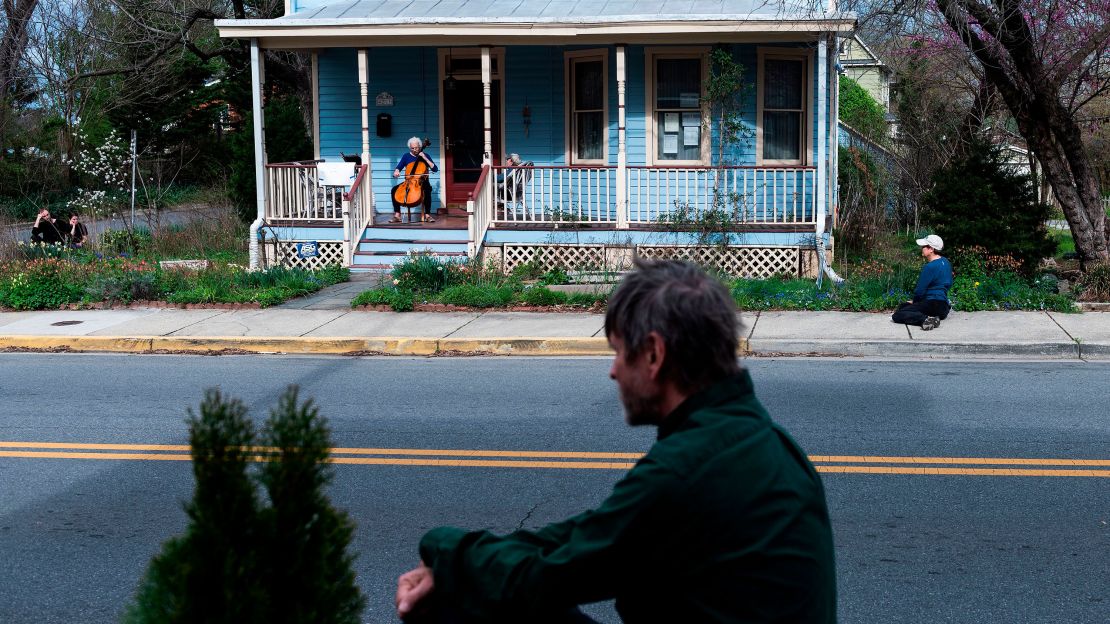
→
(764, 59, 804, 109)
(656, 58, 701, 109)
(576, 112, 604, 160)
(574, 61, 603, 110)
(763, 111, 801, 160)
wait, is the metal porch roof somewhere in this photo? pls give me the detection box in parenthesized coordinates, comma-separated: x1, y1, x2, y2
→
(215, 0, 856, 45)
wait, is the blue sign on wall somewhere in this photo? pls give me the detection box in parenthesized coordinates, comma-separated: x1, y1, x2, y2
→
(296, 241, 319, 259)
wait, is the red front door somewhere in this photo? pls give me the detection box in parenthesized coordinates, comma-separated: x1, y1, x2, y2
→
(443, 79, 501, 204)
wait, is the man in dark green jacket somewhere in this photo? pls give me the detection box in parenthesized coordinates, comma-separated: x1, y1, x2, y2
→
(397, 259, 837, 623)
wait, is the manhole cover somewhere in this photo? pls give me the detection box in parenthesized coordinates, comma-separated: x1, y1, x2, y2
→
(50, 320, 84, 326)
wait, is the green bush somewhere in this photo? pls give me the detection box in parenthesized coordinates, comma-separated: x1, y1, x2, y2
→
(518, 286, 568, 306)
(124, 387, 364, 623)
(438, 283, 516, 308)
(839, 76, 889, 142)
(351, 287, 414, 311)
(84, 271, 159, 303)
(392, 253, 458, 293)
(923, 139, 1055, 275)
(566, 292, 609, 307)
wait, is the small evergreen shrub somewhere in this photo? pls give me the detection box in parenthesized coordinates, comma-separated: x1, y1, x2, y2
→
(124, 387, 365, 624)
(923, 140, 1055, 275)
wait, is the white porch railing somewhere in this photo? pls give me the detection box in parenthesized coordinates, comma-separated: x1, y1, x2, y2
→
(627, 166, 817, 225)
(467, 164, 493, 258)
(482, 165, 817, 227)
(342, 164, 370, 266)
(264, 162, 345, 221)
(492, 165, 617, 224)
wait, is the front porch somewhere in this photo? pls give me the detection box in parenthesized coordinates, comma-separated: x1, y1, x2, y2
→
(262, 160, 821, 271)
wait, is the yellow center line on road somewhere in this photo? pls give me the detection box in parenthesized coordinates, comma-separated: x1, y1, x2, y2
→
(0, 442, 1107, 476)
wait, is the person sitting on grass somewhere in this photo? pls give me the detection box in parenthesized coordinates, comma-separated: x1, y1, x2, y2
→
(892, 234, 953, 331)
(30, 208, 66, 245)
(66, 213, 88, 248)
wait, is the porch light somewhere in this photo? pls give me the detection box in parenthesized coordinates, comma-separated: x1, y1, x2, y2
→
(445, 49, 458, 91)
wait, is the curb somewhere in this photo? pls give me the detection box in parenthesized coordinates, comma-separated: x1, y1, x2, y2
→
(748, 339, 1083, 359)
(0, 335, 626, 357)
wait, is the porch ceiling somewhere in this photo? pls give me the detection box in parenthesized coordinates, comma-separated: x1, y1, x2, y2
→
(216, 0, 855, 47)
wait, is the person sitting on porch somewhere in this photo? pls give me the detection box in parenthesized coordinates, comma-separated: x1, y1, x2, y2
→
(391, 136, 439, 223)
(496, 153, 523, 200)
(892, 234, 953, 331)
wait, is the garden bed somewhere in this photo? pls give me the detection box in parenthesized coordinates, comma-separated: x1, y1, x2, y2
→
(0, 248, 349, 311)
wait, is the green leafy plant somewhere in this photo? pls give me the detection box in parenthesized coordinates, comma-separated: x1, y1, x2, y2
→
(518, 286, 568, 306)
(392, 253, 458, 293)
(839, 76, 889, 143)
(1075, 262, 1110, 302)
(437, 283, 516, 308)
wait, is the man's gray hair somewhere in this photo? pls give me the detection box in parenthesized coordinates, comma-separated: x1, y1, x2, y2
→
(605, 259, 740, 392)
(508, 153, 522, 165)
(407, 136, 422, 148)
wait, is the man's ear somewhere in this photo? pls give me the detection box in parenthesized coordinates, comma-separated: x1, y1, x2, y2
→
(644, 331, 666, 380)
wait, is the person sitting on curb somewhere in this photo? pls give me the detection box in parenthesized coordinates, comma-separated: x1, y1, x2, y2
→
(892, 234, 953, 331)
(395, 259, 837, 624)
(30, 208, 66, 245)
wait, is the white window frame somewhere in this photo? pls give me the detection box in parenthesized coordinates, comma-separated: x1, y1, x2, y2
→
(756, 47, 813, 166)
(564, 49, 609, 165)
(644, 47, 710, 166)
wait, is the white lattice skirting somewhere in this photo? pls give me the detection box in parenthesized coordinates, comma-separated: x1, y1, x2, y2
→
(501, 245, 802, 278)
(265, 241, 346, 270)
(637, 246, 800, 278)
(502, 245, 609, 274)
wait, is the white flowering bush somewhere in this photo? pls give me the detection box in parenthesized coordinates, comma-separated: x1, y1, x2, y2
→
(63, 129, 131, 217)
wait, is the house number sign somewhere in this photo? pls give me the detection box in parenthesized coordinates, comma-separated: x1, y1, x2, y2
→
(375, 91, 394, 107)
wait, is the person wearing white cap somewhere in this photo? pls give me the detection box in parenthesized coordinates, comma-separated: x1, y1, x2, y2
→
(892, 234, 952, 330)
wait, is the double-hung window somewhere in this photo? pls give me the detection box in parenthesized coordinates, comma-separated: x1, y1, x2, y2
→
(567, 51, 607, 164)
(759, 51, 808, 164)
(648, 52, 706, 164)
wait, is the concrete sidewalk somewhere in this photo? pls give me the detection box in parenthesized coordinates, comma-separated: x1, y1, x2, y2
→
(1, 306, 1107, 359)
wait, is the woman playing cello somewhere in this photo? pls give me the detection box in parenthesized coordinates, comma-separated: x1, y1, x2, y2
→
(391, 137, 439, 223)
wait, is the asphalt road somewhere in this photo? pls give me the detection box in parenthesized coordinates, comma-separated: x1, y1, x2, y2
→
(1, 355, 1107, 623)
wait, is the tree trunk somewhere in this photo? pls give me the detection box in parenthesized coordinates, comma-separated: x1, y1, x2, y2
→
(0, 0, 40, 158)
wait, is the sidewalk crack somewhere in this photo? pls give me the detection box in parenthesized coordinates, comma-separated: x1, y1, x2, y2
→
(745, 310, 760, 341)
(300, 311, 349, 337)
(905, 324, 913, 340)
(1045, 311, 1082, 359)
(164, 310, 229, 336)
(442, 311, 483, 339)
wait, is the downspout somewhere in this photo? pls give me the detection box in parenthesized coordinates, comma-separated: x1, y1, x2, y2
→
(249, 38, 267, 271)
(815, 32, 844, 286)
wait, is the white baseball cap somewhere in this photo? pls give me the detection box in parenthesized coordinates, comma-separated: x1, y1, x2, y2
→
(916, 234, 944, 251)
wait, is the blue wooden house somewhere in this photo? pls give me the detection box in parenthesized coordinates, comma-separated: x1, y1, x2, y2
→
(216, 1, 854, 277)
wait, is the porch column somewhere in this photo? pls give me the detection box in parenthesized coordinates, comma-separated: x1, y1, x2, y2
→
(357, 48, 373, 210)
(815, 33, 828, 283)
(481, 46, 492, 165)
(616, 45, 628, 229)
(358, 49, 371, 169)
(248, 38, 267, 270)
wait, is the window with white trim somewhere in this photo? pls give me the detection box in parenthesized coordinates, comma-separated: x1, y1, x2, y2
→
(568, 53, 606, 163)
(653, 57, 703, 162)
(761, 56, 807, 163)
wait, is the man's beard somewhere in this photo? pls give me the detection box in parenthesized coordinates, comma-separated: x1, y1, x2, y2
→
(621, 387, 663, 426)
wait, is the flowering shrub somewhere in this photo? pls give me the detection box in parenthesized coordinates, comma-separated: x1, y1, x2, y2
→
(0, 259, 89, 309)
(64, 129, 131, 218)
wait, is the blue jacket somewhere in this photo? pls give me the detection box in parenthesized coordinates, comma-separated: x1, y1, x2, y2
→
(394, 151, 438, 173)
(914, 257, 953, 302)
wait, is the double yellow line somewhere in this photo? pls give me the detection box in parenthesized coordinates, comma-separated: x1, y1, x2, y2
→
(1, 442, 1107, 477)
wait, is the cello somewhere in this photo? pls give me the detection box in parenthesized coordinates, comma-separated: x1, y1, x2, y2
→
(393, 139, 433, 209)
